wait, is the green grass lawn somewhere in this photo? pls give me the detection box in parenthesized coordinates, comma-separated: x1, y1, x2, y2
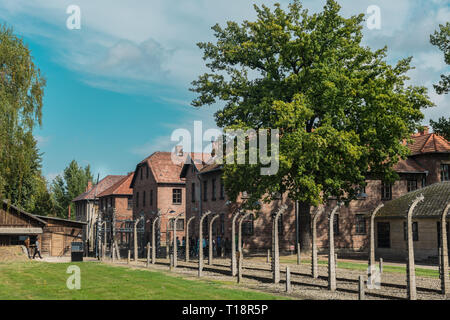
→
(0, 261, 288, 300)
(278, 256, 442, 278)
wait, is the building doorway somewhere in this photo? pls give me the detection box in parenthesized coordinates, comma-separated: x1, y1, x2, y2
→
(377, 222, 390, 248)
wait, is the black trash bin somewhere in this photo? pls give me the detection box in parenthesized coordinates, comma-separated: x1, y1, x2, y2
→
(71, 242, 84, 262)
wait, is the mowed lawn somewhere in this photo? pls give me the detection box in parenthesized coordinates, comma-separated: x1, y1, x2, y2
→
(0, 261, 288, 300)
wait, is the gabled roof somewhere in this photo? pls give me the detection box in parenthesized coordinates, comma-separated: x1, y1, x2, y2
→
(408, 132, 450, 155)
(1, 200, 47, 225)
(131, 151, 211, 186)
(180, 153, 214, 178)
(98, 172, 134, 197)
(377, 182, 450, 218)
(72, 175, 125, 202)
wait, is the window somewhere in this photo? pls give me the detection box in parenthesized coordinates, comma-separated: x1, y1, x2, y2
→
(140, 167, 143, 180)
(136, 192, 139, 208)
(143, 191, 146, 207)
(127, 198, 133, 210)
(403, 222, 419, 241)
(173, 188, 182, 204)
(203, 180, 208, 201)
(242, 215, 254, 236)
(191, 183, 196, 202)
(381, 182, 392, 200)
(220, 180, 225, 199)
(355, 215, 366, 234)
(441, 164, 449, 182)
(150, 189, 153, 206)
(333, 215, 340, 235)
(146, 165, 149, 179)
(407, 179, 418, 192)
(169, 218, 185, 231)
(211, 178, 216, 200)
(422, 177, 427, 188)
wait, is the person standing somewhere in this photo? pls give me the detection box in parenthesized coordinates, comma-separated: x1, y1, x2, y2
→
(33, 238, 42, 259)
(24, 237, 31, 259)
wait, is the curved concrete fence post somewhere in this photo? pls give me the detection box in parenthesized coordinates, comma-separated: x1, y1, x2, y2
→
(208, 214, 220, 265)
(440, 203, 450, 297)
(328, 204, 341, 291)
(369, 203, 384, 270)
(238, 212, 255, 259)
(173, 212, 184, 268)
(198, 211, 212, 277)
(185, 216, 195, 262)
(231, 211, 242, 276)
(406, 194, 424, 300)
(152, 214, 161, 265)
(311, 207, 324, 279)
(272, 204, 288, 284)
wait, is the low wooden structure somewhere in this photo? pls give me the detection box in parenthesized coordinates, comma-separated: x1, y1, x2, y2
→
(0, 200, 86, 257)
(35, 215, 85, 257)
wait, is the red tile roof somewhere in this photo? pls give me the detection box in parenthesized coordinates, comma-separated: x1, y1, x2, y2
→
(131, 152, 211, 186)
(393, 158, 426, 173)
(97, 172, 134, 197)
(72, 175, 125, 202)
(408, 132, 450, 155)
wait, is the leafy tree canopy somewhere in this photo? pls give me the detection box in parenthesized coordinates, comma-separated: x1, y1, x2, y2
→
(430, 116, 450, 141)
(191, 0, 433, 209)
(430, 22, 450, 95)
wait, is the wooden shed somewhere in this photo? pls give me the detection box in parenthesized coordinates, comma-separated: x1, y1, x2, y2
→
(0, 200, 46, 246)
(35, 215, 86, 257)
(0, 200, 86, 257)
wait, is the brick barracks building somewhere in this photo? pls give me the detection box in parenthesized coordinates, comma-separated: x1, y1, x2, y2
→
(130, 147, 209, 254)
(179, 128, 450, 255)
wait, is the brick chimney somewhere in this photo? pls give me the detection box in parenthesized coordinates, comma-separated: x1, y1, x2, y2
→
(86, 180, 92, 192)
(175, 145, 183, 156)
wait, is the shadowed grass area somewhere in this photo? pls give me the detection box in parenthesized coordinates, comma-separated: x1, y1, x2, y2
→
(278, 256, 443, 278)
(0, 261, 289, 300)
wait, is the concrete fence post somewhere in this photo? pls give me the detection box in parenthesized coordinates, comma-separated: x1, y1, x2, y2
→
(379, 258, 383, 274)
(369, 204, 384, 270)
(173, 212, 184, 269)
(231, 211, 241, 276)
(406, 194, 424, 300)
(127, 250, 130, 264)
(328, 204, 340, 291)
(286, 266, 291, 293)
(209, 214, 220, 265)
(359, 275, 365, 300)
(185, 216, 195, 263)
(267, 249, 270, 263)
(440, 203, 450, 297)
(272, 205, 288, 284)
(152, 214, 160, 265)
(146, 242, 150, 267)
(311, 207, 324, 279)
(237, 251, 243, 283)
(199, 211, 212, 277)
(297, 243, 301, 265)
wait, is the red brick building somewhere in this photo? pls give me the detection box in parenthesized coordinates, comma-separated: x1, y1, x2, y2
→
(180, 129, 449, 255)
(73, 175, 125, 253)
(180, 156, 297, 253)
(130, 149, 209, 253)
(316, 128, 450, 253)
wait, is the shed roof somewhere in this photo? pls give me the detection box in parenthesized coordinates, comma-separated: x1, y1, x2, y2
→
(377, 181, 450, 219)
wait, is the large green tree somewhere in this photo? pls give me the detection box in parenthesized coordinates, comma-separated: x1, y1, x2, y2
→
(191, 1, 433, 249)
(51, 160, 93, 219)
(430, 22, 449, 95)
(430, 116, 450, 141)
(0, 24, 48, 211)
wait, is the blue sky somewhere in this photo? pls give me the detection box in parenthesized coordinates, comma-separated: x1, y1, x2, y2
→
(0, 0, 448, 182)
